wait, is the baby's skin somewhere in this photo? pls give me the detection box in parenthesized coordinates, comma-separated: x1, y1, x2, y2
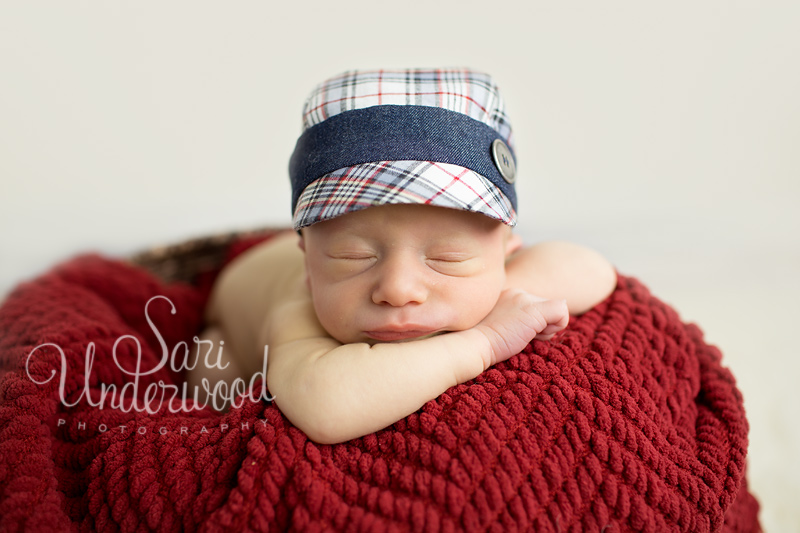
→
(191, 204, 617, 444)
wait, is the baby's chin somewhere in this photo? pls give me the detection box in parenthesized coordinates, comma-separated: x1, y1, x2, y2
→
(364, 330, 446, 345)
(330, 330, 449, 345)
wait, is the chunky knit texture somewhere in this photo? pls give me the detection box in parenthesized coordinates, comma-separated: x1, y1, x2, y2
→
(0, 239, 760, 532)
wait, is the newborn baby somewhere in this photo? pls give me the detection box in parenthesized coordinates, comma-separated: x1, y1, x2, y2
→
(190, 68, 616, 444)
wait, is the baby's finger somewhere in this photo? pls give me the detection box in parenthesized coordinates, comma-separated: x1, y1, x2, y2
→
(540, 323, 566, 336)
(527, 293, 549, 303)
(529, 298, 569, 329)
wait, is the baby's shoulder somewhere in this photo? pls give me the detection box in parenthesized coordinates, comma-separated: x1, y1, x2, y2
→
(504, 240, 617, 315)
(221, 231, 303, 282)
(206, 231, 306, 325)
(230, 231, 303, 270)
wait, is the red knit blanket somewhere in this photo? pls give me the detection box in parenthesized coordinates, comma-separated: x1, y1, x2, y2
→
(0, 244, 760, 532)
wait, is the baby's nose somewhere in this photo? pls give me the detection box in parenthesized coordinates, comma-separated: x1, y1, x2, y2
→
(371, 257, 428, 307)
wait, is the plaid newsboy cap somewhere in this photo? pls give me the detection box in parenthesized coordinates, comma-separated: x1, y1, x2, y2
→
(289, 68, 518, 229)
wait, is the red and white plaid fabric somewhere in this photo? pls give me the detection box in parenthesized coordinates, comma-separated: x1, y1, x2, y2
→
(292, 68, 518, 229)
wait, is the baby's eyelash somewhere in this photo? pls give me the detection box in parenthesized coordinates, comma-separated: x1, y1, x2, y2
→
(329, 254, 375, 261)
(426, 254, 473, 263)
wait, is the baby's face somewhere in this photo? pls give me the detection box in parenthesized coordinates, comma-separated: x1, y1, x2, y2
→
(300, 204, 515, 345)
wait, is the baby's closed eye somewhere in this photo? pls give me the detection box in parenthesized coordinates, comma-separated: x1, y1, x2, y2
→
(426, 253, 471, 263)
(425, 253, 481, 275)
(328, 252, 376, 261)
(323, 249, 378, 276)
(325, 241, 377, 260)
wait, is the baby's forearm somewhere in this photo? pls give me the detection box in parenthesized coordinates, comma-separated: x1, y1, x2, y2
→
(268, 329, 490, 444)
(267, 290, 568, 444)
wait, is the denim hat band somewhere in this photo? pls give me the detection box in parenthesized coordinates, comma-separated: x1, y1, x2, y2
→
(289, 68, 518, 229)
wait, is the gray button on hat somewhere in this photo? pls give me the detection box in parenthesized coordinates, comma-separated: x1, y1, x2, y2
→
(491, 139, 516, 183)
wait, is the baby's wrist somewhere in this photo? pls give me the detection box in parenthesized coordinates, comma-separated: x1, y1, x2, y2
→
(443, 327, 493, 383)
(472, 324, 501, 368)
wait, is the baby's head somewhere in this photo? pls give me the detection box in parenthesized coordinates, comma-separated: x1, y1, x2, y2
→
(289, 68, 520, 344)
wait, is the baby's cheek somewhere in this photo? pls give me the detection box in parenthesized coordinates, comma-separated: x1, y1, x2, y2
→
(446, 289, 497, 330)
(312, 289, 362, 343)
(470, 277, 505, 323)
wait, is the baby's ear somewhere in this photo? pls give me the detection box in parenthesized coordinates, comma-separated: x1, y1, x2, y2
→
(297, 234, 311, 289)
(505, 231, 523, 257)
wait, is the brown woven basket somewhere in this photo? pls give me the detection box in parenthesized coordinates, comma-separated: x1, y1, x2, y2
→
(129, 227, 284, 284)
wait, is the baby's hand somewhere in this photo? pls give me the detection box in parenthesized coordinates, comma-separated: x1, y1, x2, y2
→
(474, 289, 569, 368)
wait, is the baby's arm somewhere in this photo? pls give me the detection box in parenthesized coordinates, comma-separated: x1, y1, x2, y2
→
(505, 240, 617, 315)
(185, 325, 247, 412)
(266, 290, 568, 444)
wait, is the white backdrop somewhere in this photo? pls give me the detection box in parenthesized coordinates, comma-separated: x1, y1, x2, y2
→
(1, 2, 798, 529)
